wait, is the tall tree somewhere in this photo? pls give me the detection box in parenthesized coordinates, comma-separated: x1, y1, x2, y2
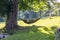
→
(0, 0, 18, 34)
(0, 0, 51, 33)
(5, 0, 18, 34)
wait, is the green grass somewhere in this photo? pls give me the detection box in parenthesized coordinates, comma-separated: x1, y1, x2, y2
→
(0, 16, 60, 40)
(1, 26, 56, 40)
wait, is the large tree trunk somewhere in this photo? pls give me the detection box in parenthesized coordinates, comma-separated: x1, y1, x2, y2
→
(5, 0, 18, 34)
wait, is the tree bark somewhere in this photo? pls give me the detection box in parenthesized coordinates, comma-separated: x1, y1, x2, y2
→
(5, 0, 18, 34)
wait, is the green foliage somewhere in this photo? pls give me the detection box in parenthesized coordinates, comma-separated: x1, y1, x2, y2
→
(18, 0, 33, 11)
(0, 0, 56, 17)
(0, 0, 51, 16)
(0, 0, 9, 17)
(18, 0, 48, 11)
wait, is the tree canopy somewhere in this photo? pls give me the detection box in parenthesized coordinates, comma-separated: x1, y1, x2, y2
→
(0, 0, 9, 16)
(0, 0, 49, 15)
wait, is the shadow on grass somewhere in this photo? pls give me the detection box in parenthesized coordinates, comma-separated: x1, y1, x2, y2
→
(17, 25, 57, 33)
(1, 25, 57, 40)
(15, 25, 57, 40)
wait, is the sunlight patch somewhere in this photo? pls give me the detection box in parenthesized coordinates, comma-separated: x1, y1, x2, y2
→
(38, 28, 49, 34)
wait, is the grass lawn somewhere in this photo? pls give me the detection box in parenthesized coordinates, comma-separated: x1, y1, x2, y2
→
(0, 22, 5, 29)
(0, 16, 60, 40)
(18, 16, 60, 27)
(1, 26, 56, 40)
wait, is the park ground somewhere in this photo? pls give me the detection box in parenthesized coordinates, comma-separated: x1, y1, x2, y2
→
(0, 16, 60, 40)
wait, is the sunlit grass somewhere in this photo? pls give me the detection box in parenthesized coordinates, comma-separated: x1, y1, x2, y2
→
(38, 26, 56, 35)
(2, 26, 56, 40)
(0, 22, 5, 29)
(0, 16, 60, 28)
(18, 16, 60, 27)
(0, 16, 60, 29)
(38, 28, 50, 34)
(1, 16, 59, 40)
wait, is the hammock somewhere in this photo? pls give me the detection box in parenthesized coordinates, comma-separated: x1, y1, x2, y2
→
(21, 18, 40, 24)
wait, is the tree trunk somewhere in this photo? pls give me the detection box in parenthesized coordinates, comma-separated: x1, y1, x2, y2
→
(55, 28, 60, 40)
(49, 10, 52, 19)
(5, 0, 18, 34)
